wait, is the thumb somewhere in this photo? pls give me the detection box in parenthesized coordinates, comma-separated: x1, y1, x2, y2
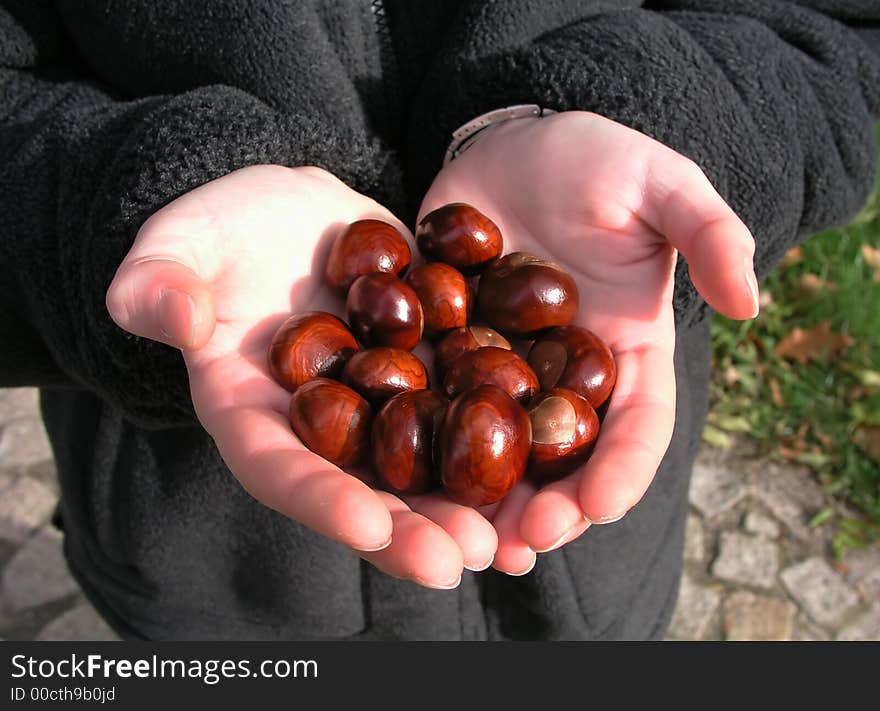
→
(106, 257, 216, 350)
(642, 153, 760, 321)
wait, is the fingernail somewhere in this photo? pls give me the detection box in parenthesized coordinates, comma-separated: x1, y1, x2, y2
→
(421, 575, 462, 590)
(355, 535, 393, 552)
(742, 257, 760, 318)
(464, 554, 495, 572)
(508, 557, 537, 577)
(158, 289, 195, 347)
(592, 510, 627, 524)
(533, 524, 579, 553)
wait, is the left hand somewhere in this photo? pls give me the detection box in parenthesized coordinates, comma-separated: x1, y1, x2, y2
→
(418, 111, 759, 575)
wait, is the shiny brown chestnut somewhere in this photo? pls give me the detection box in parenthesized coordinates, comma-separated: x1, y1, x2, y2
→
(404, 262, 473, 337)
(439, 385, 532, 507)
(288, 378, 372, 470)
(528, 388, 600, 482)
(372, 390, 447, 495)
(443, 346, 539, 405)
(416, 203, 502, 273)
(324, 219, 411, 293)
(341, 348, 428, 406)
(527, 326, 617, 409)
(345, 273, 424, 350)
(433, 326, 512, 383)
(476, 252, 579, 338)
(268, 311, 359, 391)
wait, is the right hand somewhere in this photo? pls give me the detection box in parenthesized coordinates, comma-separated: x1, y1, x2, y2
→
(106, 165, 498, 589)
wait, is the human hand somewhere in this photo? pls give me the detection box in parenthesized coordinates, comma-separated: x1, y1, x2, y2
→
(418, 111, 759, 574)
(106, 165, 498, 589)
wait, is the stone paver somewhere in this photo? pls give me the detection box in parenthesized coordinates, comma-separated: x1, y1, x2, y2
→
(743, 510, 780, 539)
(0, 418, 52, 468)
(1, 527, 78, 612)
(781, 557, 860, 628)
(835, 606, 880, 642)
(711, 531, 780, 590)
(722, 591, 796, 640)
(689, 464, 746, 519)
(840, 546, 880, 604)
(791, 615, 832, 641)
(36, 603, 120, 642)
(667, 575, 721, 640)
(684, 513, 706, 564)
(0, 388, 39, 423)
(747, 463, 824, 542)
(0, 475, 57, 543)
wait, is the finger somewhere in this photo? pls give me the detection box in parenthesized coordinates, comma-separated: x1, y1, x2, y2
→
(641, 152, 759, 320)
(520, 478, 591, 553)
(579, 343, 675, 522)
(208, 405, 393, 552)
(359, 492, 464, 589)
(405, 493, 498, 571)
(490, 481, 538, 576)
(106, 257, 215, 350)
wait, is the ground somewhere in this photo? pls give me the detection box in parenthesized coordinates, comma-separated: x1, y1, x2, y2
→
(0, 386, 877, 641)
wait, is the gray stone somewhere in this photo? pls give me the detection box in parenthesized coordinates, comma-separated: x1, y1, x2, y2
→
(36, 603, 120, 642)
(0, 388, 39, 424)
(836, 606, 880, 641)
(743, 510, 781, 539)
(0, 418, 52, 468)
(722, 591, 795, 640)
(791, 614, 831, 641)
(1, 527, 78, 612)
(711, 531, 780, 589)
(667, 574, 721, 640)
(747, 463, 825, 542)
(0, 475, 57, 543)
(840, 546, 880, 603)
(781, 557, 860, 628)
(689, 464, 746, 519)
(684, 513, 706, 564)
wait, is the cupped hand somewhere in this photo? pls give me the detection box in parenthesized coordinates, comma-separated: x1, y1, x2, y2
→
(106, 165, 498, 589)
(418, 111, 759, 574)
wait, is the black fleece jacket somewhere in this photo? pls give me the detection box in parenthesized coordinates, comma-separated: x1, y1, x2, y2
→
(0, 0, 877, 640)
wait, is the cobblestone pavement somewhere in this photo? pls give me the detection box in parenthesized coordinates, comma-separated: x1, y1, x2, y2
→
(1, 387, 877, 641)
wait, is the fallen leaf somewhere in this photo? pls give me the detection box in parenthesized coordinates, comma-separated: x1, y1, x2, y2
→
(769, 378, 785, 408)
(778, 446, 800, 461)
(861, 244, 880, 282)
(814, 429, 834, 448)
(781, 246, 803, 268)
(774, 321, 854, 364)
(702, 424, 731, 449)
(853, 426, 880, 463)
(798, 273, 838, 297)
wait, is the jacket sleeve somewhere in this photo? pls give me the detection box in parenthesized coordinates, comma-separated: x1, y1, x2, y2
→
(406, 0, 880, 326)
(0, 2, 401, 427)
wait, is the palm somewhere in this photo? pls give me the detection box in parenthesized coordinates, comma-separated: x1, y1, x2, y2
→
(109, 165, 497, 588)
(418, 112, 757, 570)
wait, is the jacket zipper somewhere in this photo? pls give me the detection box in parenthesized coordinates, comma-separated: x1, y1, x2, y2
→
(370, 0, 403, 140)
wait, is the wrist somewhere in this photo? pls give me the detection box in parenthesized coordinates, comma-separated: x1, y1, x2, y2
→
(443, 104, 556, 166)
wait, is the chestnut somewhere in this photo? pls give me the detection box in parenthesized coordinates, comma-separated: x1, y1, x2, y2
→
(372, 390, 447, 495)
(442, 346, 538, 405)
(288, 378, 372, 469)
(345, 273, 424, 350)
(324, 219, 411, 293)
(268, 311, 359, 391)
(528, 388, 599, 482)
(476, 252, 579, 338)
(527, 326, 616, 408)
(341, 348, 428, 406)
(439, 385, 531, 507)
(433, 326, 512, 383)
(416, 203, 502, 273)
(404, 262, 473, 337)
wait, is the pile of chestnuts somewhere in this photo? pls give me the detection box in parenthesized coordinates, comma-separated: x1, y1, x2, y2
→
(268, 203, 616, 507)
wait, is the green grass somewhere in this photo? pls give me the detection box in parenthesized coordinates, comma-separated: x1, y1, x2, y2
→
(707, 132, 880, 557)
